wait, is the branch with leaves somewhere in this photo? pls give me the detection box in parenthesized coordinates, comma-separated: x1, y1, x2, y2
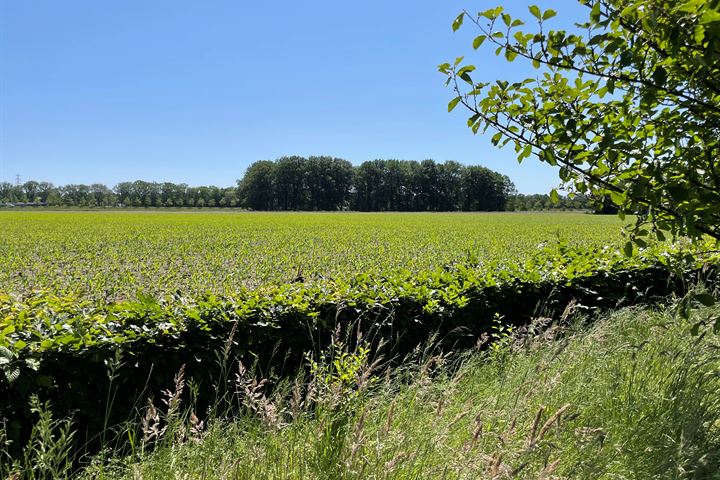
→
(441, 0, 720, 248)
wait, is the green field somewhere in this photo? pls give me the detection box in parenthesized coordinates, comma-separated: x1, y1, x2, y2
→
(1, 210, 719, 478)
(0, 211, 626, 300)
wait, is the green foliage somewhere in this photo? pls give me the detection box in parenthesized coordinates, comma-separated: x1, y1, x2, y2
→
(1, 233, 717, 459)
(309, 346, 374, 403)
(79, 305, 720, 479)
(240, 157, 516, 212)
(0, 211, 628, 300)
(441, 0, 720, 243)
(0, 396, 76, 480)
(3, 156, 517, 212)
(1, 211, 718, 463)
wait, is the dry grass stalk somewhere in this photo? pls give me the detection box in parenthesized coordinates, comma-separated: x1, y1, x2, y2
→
(486, 452, 510, 479)
(189, 411, 205, 442)
(141, 399, 164, 445)
(527, 405, 546, 447)
(234, 361, 281, 428)
(357, 354, 384, 392)
(161, 364, 186, 419)
(289, 378, 303, 422)
(385, 451, 409, 471)
(464, 419, 484, 453)
(560, 299, 578, 322)
(381, 400, 396, 437)
(445, 409, 470, 433)
(508, 416, 517, 437)
(348, 408, 367, 464)
(540, 458, 561, 478)
(537, 404, 571, 442)
(222, 319, 239, 360)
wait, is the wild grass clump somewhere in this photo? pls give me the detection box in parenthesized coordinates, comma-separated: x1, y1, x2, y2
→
(64, 304, 720, 479)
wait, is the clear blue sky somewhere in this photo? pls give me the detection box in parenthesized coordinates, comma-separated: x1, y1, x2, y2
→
(0, 0, 588, 193)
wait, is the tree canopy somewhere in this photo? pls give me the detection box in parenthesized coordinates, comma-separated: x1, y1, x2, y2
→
(441, 0, 720, 245)
(3, 158, 534, 212)
(239, 157, 516, 211)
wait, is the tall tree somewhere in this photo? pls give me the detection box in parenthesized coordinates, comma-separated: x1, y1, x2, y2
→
(460, 166, 515, 211)
(238, 160, 276, 210)
(21, 181, 39, 203)
(89, 184, 114, 207)
(304, 156, 354, 210)
(437, 161, 464, 211)
(274, 156, 307, 210)
(353, 160, 384, 211)
(415, 159, 440, 211)
(113, 182, 133, 206)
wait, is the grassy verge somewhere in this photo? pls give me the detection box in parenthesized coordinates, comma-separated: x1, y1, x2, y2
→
(62, 304, 720, 479)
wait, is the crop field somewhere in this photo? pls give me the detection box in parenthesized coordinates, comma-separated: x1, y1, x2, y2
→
(0, 211, 626, 300)
(1, 210, 718, 466)
(3, 209, 715, 359)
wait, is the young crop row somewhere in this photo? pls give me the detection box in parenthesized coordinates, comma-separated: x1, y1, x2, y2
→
(0, 211, 625, 300)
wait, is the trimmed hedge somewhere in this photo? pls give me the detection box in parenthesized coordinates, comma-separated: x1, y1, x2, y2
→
(0, 243, 718, 456)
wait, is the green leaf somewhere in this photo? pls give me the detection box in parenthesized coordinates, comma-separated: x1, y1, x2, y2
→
(5, 367, 20, 384)
(452, 12, 465, 32)
(543, 149, 557, 166)
(678, 0, 704, 13)
(606, 79, 615, 94)
(690, 321, 701, 336)
(520, 145, 533, 161)
(550, 188, 559, 204)
(610, 190, 625, 206)
(448, 96, 462, 112)
(633, 237, 647, 248)
(695, 293, 716, 307)
(623, 241, 633, 257)
(652, 66, 667, 87)
(480, 7, 503, 20)
(472, 35, 487, 49)
(543, 9, 557, 20)
(529, 5, 541, 19)
(700, 9, 720, 24)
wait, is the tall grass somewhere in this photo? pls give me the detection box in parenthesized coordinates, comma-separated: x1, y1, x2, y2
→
(62, 304, 720, 480)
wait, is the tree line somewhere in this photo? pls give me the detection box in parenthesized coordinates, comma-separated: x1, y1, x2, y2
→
(239, 156, 518, 211)
(0, 181, 238, 208)
(1, 156, 592, 211)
